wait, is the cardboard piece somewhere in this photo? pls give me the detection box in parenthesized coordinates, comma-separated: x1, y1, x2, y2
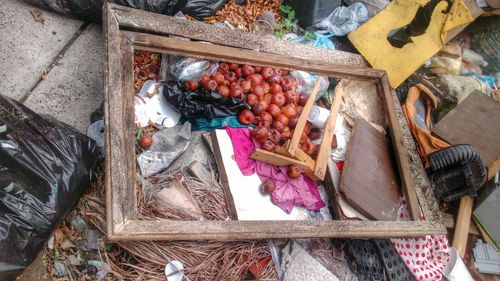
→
(432, 91, 500, 179)
(340, 118, 401, 221)
(349, 0, 474, 87)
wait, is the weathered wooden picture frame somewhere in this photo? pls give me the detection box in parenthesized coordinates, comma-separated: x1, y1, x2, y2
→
(104, 3, 446, 241)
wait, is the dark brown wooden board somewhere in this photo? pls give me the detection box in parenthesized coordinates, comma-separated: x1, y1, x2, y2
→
(340, 118, 401, 221)
(432, 91, 500, 178)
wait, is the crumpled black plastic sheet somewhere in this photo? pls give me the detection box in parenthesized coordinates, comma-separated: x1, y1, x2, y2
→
(23, 0, 227, 22)
(163, 80, 249, 119)
(0, 95, 98, 281)
(182, 0, 228, 20)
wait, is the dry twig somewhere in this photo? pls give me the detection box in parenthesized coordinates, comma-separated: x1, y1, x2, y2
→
(78, 168, 278, 280)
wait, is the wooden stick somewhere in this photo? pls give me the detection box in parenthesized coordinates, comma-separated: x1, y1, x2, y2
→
(279, 140, 315, 168)
(250, 148, 317, 179)
(441, 212, 479, 236)
(287, 80, 321, 157)
(313, 84, 344, 180)
(378, 78, 421, 220)
(114, 219, 446, 241)
(453, 196, 474, 258)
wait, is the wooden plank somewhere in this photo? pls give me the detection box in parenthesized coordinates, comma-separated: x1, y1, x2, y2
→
(210, 132, 239, 220)
(433, 91, 500, 177)
(122, 31, 382, 81)
(378, 76, 421, 220)
(287, 80, 321, 156)
(442, 212, 480, 236)
(453, 196, 474, 258)
(250, 148, 317, 179)
(313, 82, 343, 180)
(108, 4, 368, 68)
(103, 3, 137, 236)
(112, 219, 446, 241)
(340, 118, 401, 221)
(276, 142, 315, 169)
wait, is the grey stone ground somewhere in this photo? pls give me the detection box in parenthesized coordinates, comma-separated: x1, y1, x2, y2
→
(0, 0, 104, 279)
(0, 0, 103, 133)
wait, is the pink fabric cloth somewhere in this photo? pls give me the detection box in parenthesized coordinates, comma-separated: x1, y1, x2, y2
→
(391, 198, 450, 281)
(226, 127, 325, 214)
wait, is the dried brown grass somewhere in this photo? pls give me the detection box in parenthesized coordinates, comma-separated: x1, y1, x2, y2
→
(79, 168, 278, 281)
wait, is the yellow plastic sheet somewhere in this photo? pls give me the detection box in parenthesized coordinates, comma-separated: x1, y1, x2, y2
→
(349, 0, 473, 87)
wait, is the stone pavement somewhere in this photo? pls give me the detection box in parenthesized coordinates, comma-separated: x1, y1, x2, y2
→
(0, 0, 104, 279)
(0, 0, 103, 133)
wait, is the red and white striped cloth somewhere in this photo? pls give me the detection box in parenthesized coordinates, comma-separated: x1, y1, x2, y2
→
(391, 199, 450, 281)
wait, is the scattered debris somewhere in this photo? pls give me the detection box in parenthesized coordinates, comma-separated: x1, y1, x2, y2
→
(473, 239, 500, 274)
(7, 2, 500, 281)
(41, 68, 48, 80)
(87, 260, 108, 280)
(83, 229, 100, 251)
(61, 239, 76, 250)
(316, 2, 368, 36)
(53, 261, 68, 277)
(204, 0, 281, 32)
(281, 241, 340, 281)
(29, 10, 44, 24)
(134, 51, 161, 91)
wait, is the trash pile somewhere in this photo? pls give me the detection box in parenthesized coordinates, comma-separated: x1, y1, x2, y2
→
(2, 0, 500, 281)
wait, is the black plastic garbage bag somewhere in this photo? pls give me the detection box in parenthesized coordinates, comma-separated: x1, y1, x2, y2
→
(182, 0, 228, 20)
(23, 0, 187, 22)
(0, 95, 98, 281)
(23, 0, 227, 22)
(163, 80, 248, 119)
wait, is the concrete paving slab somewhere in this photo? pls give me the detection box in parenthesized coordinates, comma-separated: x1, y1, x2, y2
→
(24, 23, 103, 133)
(15, 249, 50, 281)
(0, 0, 83, 100)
